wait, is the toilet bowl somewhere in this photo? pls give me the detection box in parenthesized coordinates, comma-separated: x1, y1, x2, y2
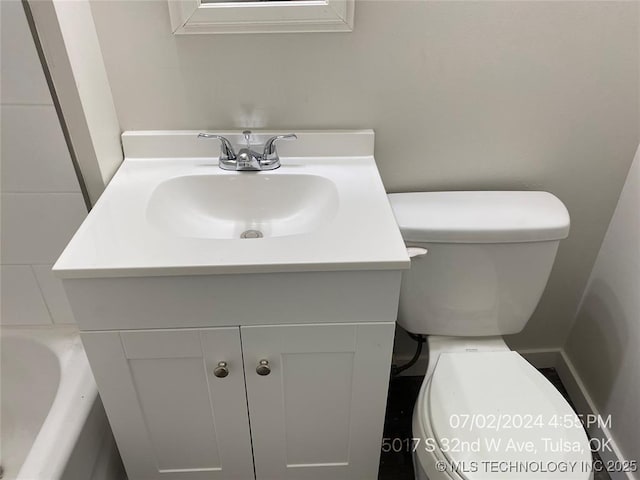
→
(412, 337, 592, 480)
(388, 192, 593, 480)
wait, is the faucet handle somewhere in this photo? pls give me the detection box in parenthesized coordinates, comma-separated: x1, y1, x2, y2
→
(198, 133, 237, 160)
(263, 134, 297, 158)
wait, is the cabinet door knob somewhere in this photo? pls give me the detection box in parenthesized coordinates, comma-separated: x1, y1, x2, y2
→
(213, 361, 229, 378)
(256, 359, 271, 376)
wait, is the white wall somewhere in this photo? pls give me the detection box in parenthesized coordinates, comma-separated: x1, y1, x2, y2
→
(564, 144, 640, 472)
(89, 0, 639, 350)
(1, 0, 86, 325)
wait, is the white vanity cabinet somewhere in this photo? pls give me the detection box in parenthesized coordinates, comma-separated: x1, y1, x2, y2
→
(81, 327, 254, 480)
(81, 322, 395, 480)
(54, 131, 411, 480)
(242, 323, 394, 480)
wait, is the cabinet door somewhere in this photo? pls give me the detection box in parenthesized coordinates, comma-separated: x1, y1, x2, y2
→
(81, 328, 254, 480)
(242, 322, 395, 480)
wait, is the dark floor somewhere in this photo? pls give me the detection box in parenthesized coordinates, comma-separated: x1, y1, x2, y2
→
(379, 369, 611, 480)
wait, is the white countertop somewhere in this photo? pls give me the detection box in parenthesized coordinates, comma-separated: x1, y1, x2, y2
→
(53, 131, 410, 279)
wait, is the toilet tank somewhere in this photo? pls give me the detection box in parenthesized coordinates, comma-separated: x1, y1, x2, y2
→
(388, 192, 570, 336)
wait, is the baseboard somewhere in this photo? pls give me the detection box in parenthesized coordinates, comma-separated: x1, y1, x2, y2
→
(392, 346, 560, 377)
(556, 351, 636, 480)
(520, 347, 562, 368)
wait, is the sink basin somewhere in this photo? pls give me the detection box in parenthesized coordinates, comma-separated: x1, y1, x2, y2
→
(146, 174, 339, 239)
(53, 130, 410, 278)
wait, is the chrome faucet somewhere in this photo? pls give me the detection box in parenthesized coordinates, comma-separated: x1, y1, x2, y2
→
(198, 130, 297, 171)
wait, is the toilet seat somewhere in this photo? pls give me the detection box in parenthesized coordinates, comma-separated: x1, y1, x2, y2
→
(421, 351, 592, 479)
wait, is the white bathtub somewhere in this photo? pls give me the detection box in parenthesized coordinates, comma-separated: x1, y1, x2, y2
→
(0, 327, 123, 480)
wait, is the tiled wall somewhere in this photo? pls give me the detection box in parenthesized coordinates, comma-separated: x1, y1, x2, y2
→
(1, 1, 87, 326)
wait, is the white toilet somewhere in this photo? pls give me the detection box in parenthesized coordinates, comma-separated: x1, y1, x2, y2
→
(388, 191, 593, 480)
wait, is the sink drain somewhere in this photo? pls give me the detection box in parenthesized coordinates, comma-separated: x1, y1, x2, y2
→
(241, 229, 263, 239)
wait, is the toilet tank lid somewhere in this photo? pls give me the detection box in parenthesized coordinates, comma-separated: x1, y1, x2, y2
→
(388, 191, 570, 243)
